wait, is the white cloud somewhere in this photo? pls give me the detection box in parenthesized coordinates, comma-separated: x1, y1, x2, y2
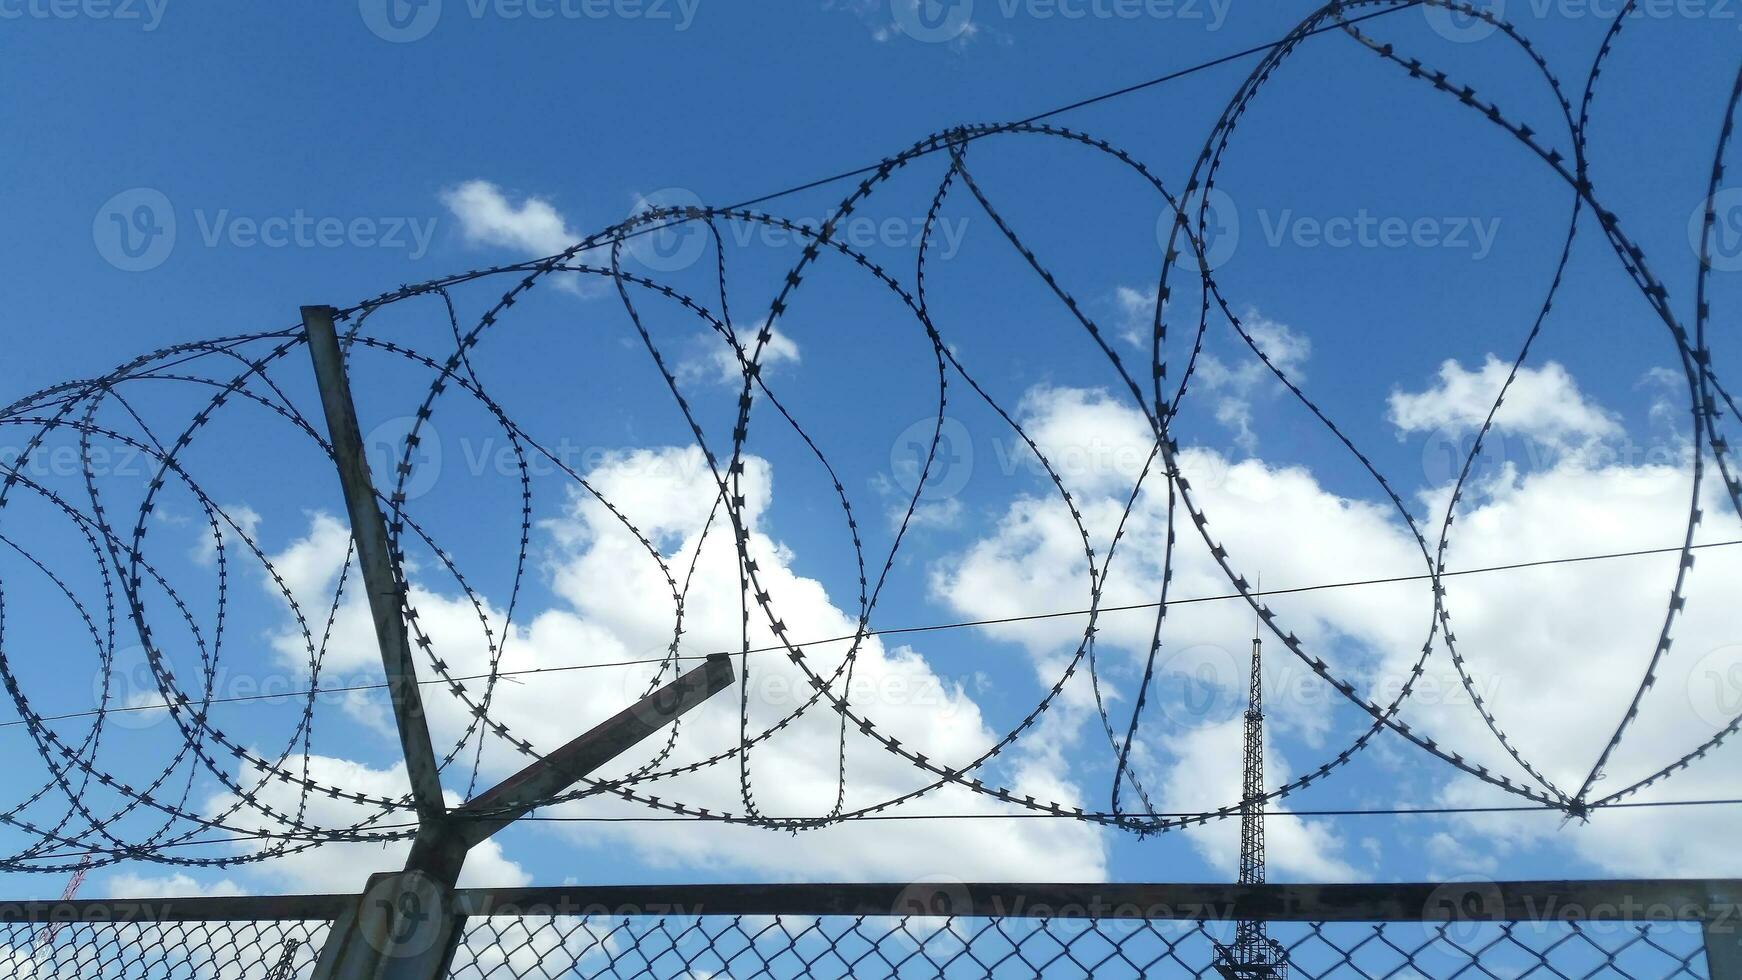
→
(441, 180, 579, 257)
(933, 369, 1742, 880)
(676, 322, 801, 386)
(1013, 384, 1157, 498)
(1107, 295, 1314, 452)
(440, 180, 602, 296)
(906, 497, 964, 530)
(1162, 718, 1361, 881)
(244, 444, 1105, 883)
(1391, 450, 1742, 877)
(1110, 300, 1315, 451)
(1112, 285, 1157, 349)
(155, 350, 1735, 889)
(932, 383, 1412, 877)
(103, 872, 244, 899)
(1638, 365, 1685, 429)
(1422, 831, 1500, 877)
(1388, 356, 1620, 451)
(190, 503, 261, 568)
(1193, 313, 1312, 453)
(935, 386, 1414, 715)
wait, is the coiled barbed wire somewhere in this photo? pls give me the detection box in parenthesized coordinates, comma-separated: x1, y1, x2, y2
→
(0, 0, 1735, 872)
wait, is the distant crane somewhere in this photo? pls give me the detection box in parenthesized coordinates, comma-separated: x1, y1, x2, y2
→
(34, 854, 92, 954)
(1215, 588, 1289, 980)
(56, 857, 90, 904)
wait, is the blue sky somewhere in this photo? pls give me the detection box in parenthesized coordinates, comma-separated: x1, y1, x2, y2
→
(0, 1, 1739, 902)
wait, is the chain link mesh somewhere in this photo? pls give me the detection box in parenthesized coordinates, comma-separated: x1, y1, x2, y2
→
(446, 915, 1711, 980)
(0, 907, 1712, 978)
(0, 918, 328, 979)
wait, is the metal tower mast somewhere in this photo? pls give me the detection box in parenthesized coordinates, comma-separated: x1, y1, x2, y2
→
(35, 854, 91, 953)
(265, 939, 304, 980)
(1216, 588, 1287, 979)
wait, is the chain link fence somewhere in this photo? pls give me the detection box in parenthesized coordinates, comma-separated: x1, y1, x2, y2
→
(0, 880, 1731, 978)
(0, 917, 327, 979)
(447, 915, 1710, 979)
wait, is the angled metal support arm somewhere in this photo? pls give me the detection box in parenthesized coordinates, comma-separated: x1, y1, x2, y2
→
(311, 641, 733, 977)
(303, 305, 448, 825)
(453, 652, 735, 847)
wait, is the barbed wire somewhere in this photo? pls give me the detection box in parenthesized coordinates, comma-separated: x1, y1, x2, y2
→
(14, 793, 1742, 869)
(0, 0, 1735, 873)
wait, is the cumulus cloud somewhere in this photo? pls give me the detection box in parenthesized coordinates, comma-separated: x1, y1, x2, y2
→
(103, 872, 244, 899)
(1422, 830, 1499, 877)
(1112, 285, 1157, 349)
(1162, 718, 1361, 880)
(1193, 314, 1312, 453)
(933, 385, 1404, 876)
(676, 322, 802, 386)
(1388, 356, 1621, 451)
(440, 180, 602, 295)
(441, 180, 579, 257)
(1108, 295, 1315, 452)
(935, 386, 1413, 693)
(1393, 449, 1742, 875)
(932, 369, 1742, 879)
(163, 352, 1737, 888)
(189, 503, 261, 568)
(245, 443, 1104, 884)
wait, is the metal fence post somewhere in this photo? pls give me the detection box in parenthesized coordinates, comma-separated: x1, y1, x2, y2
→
(298, 304, 736, 979)
(302, 305, 449, 825)
(311, 871, 466, 980)
(304, 304, 461, 979)
(1707, 924, 1741, 980)
(1699, 880, 1742, 979)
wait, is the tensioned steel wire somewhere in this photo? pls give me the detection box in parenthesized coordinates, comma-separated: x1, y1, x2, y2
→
(0, 537, 1735, 737)
(0, 0, 1736, 872)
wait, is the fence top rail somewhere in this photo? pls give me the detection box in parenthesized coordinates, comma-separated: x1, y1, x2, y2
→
(0, 892, 352, 923)
(448, 879, 1742, 923)
(0, 879, 1736, 925)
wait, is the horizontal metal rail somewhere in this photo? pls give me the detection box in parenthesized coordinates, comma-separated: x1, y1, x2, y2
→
(454, 879, 1742, 923)
(0, 893, 353, 922)
(1, 879, 1736, 925)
